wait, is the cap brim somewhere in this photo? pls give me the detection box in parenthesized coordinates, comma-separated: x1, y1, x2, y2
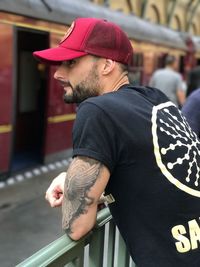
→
(33, 46, 88, 65)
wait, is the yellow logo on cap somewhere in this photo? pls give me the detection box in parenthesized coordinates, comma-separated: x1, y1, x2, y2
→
(60, 21, 75, 44)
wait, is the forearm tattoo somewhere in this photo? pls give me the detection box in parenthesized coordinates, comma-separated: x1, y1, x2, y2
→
(62, 157, 102, 234)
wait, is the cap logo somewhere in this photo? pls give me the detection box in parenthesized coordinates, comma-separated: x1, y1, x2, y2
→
(60, 21, 75, 44)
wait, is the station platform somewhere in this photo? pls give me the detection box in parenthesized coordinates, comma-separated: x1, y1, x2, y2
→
(0, 158, 71, 267)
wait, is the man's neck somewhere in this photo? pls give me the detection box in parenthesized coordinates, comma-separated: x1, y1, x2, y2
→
(102, 72, 129, 94)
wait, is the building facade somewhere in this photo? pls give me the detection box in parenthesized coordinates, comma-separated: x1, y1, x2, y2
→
(91, 0, 200, 35)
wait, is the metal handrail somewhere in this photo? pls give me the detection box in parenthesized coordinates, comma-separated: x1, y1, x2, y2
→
(16, 208, 112, 267)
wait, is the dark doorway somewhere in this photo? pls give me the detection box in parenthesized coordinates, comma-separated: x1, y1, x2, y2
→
(11, 28, 49, 172)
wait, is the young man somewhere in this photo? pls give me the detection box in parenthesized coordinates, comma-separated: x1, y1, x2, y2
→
(34, 18, 200, 267)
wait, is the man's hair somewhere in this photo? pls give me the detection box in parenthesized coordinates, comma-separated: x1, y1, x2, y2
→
(119, 63, 129, 73)
(165, 55, 176, 66)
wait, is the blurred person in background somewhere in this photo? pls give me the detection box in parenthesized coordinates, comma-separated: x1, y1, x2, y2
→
(186, 65, 200, 97)
(149, 55, 186, 107)
(182, 88, 200, 138)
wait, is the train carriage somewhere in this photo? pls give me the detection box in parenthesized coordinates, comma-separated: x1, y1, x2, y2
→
(0, 0, 198, 179)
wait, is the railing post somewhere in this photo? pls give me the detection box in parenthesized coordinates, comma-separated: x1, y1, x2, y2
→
(105, 221, 115, 267)
(65, 254, 83, 267)
(88, 225, 105, 267)
(114, 228, 130, 267)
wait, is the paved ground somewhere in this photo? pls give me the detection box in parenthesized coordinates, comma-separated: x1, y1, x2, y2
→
(0, 163, 69, 267)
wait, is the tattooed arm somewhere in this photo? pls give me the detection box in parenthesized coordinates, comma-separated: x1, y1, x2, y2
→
(62, 156, 110, 240)
(45, 156, 110, 240)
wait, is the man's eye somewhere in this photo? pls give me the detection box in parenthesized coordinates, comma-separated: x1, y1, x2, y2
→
(63, 60, 76, 67)
(68, 60, 76, 66)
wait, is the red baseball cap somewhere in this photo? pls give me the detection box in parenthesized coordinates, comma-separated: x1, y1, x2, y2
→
(33, 17, 133, 66)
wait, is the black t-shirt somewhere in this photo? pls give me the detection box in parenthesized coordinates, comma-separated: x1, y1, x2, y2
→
(72, 85, 200, 267)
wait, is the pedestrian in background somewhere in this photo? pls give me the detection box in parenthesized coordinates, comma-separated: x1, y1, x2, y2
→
(182, 88, 200, 138)
(33, 17, 200, 267)
(149, 55, 186, 107)
(186, 65, 200, 97)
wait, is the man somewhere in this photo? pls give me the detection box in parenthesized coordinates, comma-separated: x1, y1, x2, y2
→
(34, 18, 200, 267)
(149, 55, 186, 107)
(182, 88, 200, 138)
(186, 65, 200, 97)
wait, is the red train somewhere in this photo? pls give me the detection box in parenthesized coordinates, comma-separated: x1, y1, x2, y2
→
(0, 0, 199, 179)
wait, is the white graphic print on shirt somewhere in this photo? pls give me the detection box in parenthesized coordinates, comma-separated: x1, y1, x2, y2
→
(151, 101, 200, 197)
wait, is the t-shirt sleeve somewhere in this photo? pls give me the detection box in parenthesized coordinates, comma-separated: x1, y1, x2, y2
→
(72, 101, 118, 173)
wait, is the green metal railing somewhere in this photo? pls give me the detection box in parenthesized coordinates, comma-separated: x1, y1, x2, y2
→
(16, 207, 136, 267)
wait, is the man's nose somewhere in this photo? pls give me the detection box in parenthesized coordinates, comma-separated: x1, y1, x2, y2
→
(54, 65, 67, 80)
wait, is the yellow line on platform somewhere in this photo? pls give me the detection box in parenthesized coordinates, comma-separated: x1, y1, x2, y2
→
(48, 114, 76, 123)
(0, 125, 12, 133)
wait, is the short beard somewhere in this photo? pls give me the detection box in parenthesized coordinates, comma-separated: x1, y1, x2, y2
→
(63, 67, 100, 104)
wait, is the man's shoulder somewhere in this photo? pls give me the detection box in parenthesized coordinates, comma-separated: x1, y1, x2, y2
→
(153, 69, 164, 76)
(79, 84, 169, 110)
(190, 88, 200, 98)
(174, 71, 182, 78)
(79, 85, 130, 106)
(167, 69, 182, 79)
(76, 93, 117, 116)
(184, 88, 200, 107)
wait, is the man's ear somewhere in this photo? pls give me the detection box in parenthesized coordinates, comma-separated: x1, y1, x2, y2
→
(102, 59, 115, 75)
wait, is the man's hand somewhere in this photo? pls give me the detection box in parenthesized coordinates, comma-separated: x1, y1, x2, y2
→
(45, 172, 66, 207)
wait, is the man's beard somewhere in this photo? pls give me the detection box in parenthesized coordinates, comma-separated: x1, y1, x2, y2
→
(63, 68, 100, 104)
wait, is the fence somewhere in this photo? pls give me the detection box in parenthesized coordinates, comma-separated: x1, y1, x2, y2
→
(16, 207, 136, 267)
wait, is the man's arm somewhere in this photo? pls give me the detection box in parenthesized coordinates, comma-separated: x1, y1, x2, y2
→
(62, 156, 110, 240)
(46, 156, 110, 240)
(176, 75, 186, 107)
(176, 89, 185, 107)
(149, 74, 155, 87)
